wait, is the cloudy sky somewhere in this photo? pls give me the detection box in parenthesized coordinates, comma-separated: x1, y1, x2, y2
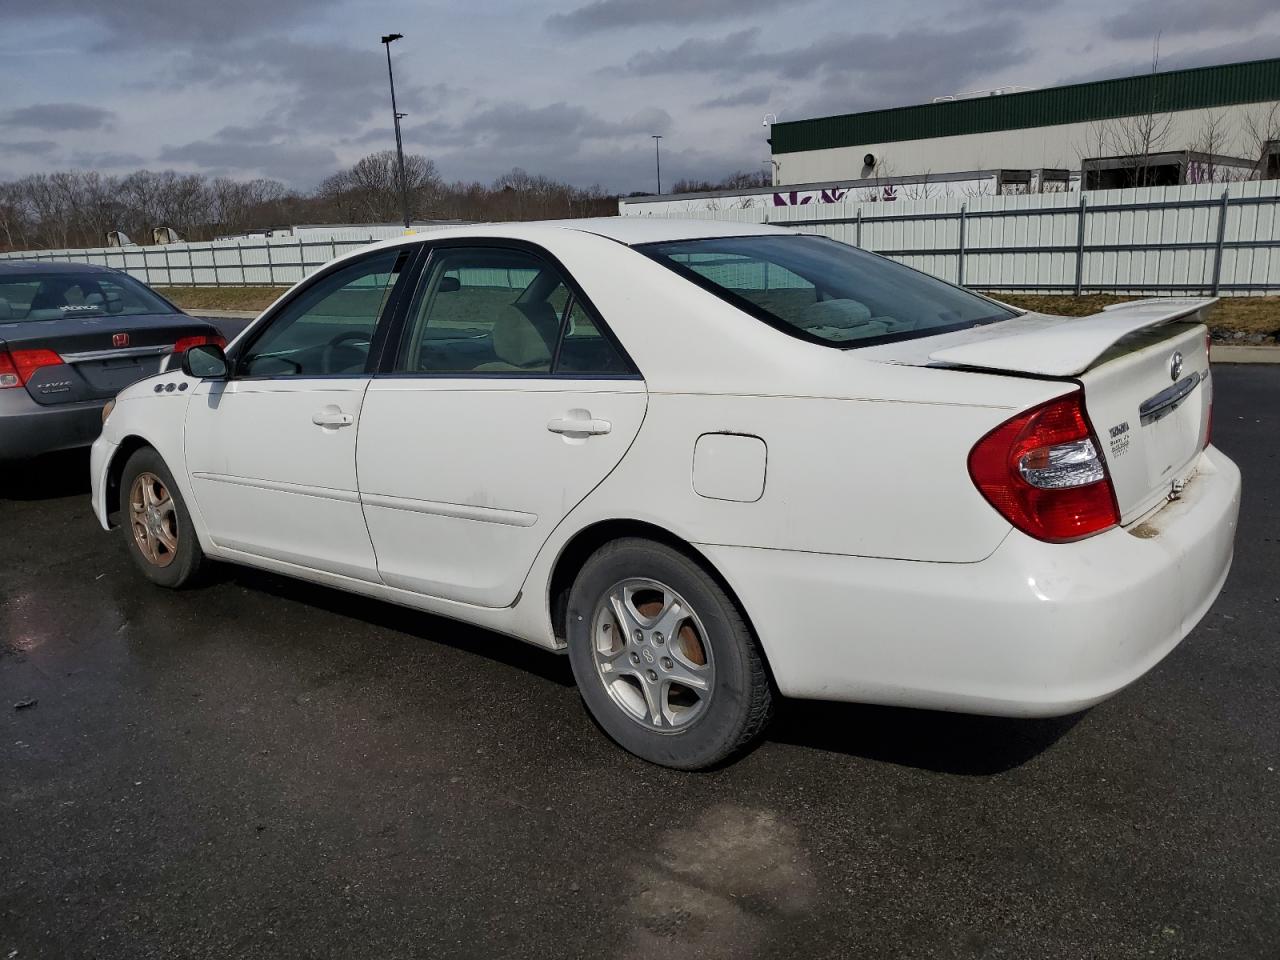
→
(1, 0, 1278, 192)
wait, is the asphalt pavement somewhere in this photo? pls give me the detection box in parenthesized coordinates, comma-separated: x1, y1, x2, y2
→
(1, 365, 1277, 959)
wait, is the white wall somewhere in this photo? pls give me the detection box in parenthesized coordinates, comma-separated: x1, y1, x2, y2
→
(774, 102, 1273, 185)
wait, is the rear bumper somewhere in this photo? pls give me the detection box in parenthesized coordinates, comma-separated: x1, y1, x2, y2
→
(0, 389, 106, 460)
(701, 445, 1241, 717)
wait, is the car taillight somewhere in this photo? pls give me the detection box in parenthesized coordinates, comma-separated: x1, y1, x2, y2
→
(0, 348, 64, 389)
(173, 334, 227, 353)
(968, 390, 1119, 543)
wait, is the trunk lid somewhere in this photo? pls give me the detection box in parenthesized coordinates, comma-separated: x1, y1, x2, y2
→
(1, 313, 219, 405)
(879, 298, 1215, 525)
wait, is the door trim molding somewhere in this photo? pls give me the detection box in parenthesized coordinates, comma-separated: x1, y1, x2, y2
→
(190, 471, 361, 504)
(361, 491, 537, 527)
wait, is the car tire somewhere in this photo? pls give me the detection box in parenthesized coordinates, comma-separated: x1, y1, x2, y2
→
(118, 446, 204, 588)
(566, 537, 773, 769)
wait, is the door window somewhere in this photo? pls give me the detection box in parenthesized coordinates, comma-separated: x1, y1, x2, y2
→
(239, 250, 404, 377)
(556, 300, 631, 375)
(397, 248, 565, 374)
(395, 246, 632, 376)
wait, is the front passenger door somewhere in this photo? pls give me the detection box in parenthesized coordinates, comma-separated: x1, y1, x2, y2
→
(186, 248, 413, 581)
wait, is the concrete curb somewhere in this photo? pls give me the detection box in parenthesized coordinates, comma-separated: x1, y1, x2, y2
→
(1211, 345, 1280, 364)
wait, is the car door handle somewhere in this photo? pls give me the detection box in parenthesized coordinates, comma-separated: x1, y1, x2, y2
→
(547, 412, 611, 436)
(312, 410, 354, 427)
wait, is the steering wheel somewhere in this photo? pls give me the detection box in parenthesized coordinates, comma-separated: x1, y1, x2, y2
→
(321, 330, 371, 374)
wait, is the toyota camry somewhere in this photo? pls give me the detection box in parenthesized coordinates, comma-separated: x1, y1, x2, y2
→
(89, 218, 1241, 769)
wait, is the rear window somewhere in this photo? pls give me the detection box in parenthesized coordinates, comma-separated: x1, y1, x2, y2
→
(0, 272, 173, 322)
(639, 235, 1015, 348)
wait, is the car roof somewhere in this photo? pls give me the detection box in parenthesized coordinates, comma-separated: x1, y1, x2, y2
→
(0, 260, 117, 276)
(352, 216, 794, 258)
(554, 216, 792, 245)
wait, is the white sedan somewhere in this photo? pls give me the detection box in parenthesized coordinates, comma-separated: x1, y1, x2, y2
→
(91, 218, 1241, 769)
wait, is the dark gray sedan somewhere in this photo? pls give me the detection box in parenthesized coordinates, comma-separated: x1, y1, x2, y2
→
(0, 262, 223, 460)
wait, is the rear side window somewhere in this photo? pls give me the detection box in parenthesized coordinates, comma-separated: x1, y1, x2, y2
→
(640, 235, 1015, 348)
(0, 272, 172, 321)
(394, 247, 633, 376)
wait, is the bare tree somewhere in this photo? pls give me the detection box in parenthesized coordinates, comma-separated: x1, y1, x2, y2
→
(1240, 101, 1280, 176)
(0, 148, 641, 252)
(1106, 34, 1175, 186)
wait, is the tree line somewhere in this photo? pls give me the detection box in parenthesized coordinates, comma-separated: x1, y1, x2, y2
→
(0, 151, 628, 252)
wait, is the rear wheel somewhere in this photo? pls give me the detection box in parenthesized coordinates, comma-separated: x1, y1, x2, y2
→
(119, 447, 204, 588)
(566, 538, 773, 769)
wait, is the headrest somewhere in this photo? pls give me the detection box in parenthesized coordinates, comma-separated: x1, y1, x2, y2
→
(491, 302, 559, 369)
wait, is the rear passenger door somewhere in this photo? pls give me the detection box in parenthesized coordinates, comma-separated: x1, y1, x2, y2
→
(356, 242, 646, 608)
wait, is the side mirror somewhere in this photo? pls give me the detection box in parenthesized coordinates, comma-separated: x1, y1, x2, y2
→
(181, 343, 229, 379)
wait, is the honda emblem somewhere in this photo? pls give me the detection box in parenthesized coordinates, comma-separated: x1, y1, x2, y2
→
(112, 333, 130, 348)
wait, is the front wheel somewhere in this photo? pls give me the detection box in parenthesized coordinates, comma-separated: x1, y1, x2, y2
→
(566, 538, 773, 769)
(119, 447, 204, 588)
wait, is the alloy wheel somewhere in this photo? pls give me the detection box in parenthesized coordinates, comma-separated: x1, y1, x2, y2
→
(128, 472, 179, 568)
(590, 578, 715, 732)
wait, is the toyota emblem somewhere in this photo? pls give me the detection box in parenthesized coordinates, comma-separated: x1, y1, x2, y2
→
(112, 332, 130, 348)
(1169, 351, 1183, 381)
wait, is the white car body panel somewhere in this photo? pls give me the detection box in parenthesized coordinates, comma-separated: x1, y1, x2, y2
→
(357, 377, 647, 607)
(90, 217, 1241, 718)
(185, 377, 380, 582)
(928, 297, 1216, 376)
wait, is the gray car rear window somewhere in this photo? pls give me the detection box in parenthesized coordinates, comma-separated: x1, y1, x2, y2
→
(0, 272, 172, 322)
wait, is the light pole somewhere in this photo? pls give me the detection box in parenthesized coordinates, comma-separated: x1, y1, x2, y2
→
(651, 134, 663, 195)
(762, 114, 778, 186)
(381, 33, 411, 230)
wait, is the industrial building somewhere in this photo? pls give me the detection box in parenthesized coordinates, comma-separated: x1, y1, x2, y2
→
(770, 57, 1279, 188)
(621, 57, 1280, 215)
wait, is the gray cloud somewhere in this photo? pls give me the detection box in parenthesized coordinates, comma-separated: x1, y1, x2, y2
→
(407, 101, 672, 152)
(1, 103, 116, 131)
(622, 23, 1029, 115)
(69, 151, 148, 169)
(621, 30, 759, 76)
(548, 0, 784, 33)
(1062, 34, 1280, 84)
(11, 0, 343, 48)
(0, 139, 59, 156)
(158, 125, 338, 186)
(1103, 0, 1277, 39)
(699, 86, 775, 109)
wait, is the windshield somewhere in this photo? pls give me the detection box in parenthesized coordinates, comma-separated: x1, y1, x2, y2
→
(639, 234, 1016, 348)
(0, 271, 174, 322)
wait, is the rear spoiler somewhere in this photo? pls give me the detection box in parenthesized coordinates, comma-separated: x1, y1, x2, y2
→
(929, 298, 1217, 377)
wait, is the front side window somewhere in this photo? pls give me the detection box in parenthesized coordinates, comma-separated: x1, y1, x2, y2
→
(640, 235, 1015, 348)
(0, 272, 173, 321)
(395, 247, 631, 376)
(239, 250, 403, 377)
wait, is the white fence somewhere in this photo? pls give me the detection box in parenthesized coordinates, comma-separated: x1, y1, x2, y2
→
(4, 181, 1279, 294)
(0, 224, 460, 288)
(627, 179, 1280, 295)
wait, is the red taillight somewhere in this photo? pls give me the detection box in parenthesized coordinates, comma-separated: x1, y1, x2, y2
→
(0, 348, 64, 389)
(173, 334, 227, 354)
(968, 391, 1120, 543)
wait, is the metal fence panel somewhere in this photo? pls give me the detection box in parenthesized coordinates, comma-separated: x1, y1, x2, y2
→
(627, 180, 1280, 295)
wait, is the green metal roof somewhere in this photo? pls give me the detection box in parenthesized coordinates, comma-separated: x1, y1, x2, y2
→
(772, 57, 1280, 154)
